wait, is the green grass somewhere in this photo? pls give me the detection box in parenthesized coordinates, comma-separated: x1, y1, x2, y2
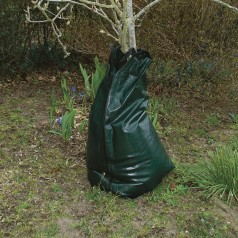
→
(229, 113, 238, 124)
(148, 96, 177, 132)
(205, 113, 220, 126)
(194, 144, 238, 205)
(195, 128, 208, 138)
(230, 136, 238, 149)
(186, 210, 230, 237)
(35, 222, 59, 238)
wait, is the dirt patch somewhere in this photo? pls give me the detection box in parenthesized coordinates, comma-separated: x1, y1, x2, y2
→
(210, 129, 237, 143)
(57, 218, 87, 238)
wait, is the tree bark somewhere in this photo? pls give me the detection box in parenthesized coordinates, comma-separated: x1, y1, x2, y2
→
(126, 0, 136, 51)
(120, 0, 136, 53)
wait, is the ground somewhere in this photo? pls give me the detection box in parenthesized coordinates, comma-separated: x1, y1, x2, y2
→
(0, 71, 237, 238)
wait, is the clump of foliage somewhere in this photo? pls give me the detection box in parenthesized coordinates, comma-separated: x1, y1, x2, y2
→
(49, 56, 105, 142)
(195, 144, 238, 205)
(80, 57, 106, 101)
(49, 77, 87, 142)
(147, 97, 160, 131)
(50, 79, 77, 141)
(55, 110, 77, 141)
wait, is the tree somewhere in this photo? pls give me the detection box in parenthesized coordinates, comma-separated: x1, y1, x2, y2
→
(26, 0, 238, 55)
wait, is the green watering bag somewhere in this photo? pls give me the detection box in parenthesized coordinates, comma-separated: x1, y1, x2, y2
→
(86, 46, 175, 198)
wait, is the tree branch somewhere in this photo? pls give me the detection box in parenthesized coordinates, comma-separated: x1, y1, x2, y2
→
(211, 0, 238, 14)
(109, 0, 123, 17)
(27, 0, 238, 56)
(47, 0, 114, 9)
(96, 8, 119, 35)
(27, 0, 121, 55)
(27, 2, 73, 57)
(134, 0, 163, 21)
(51, 21, 71, 57)
(29, 0, 120, 35)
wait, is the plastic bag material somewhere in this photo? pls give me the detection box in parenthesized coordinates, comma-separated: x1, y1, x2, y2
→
(86, 46, 175, 198)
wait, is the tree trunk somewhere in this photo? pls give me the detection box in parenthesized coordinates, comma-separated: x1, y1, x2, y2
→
(120, 0, 136, 53)
(126, 0, 136, 51)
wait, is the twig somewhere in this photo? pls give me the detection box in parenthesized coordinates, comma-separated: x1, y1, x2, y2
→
(47, 0, 114, 9)
(134, 0, 163, 21)
(211, 0, 238, 14)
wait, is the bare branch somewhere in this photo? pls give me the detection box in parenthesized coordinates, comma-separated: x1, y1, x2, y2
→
(134, 0, 163, 21)
(96, 8, 119, 35)
(47, 0, 114, 9)
(109, 0, 123, 17)
(53, 3, 71, 20)
(111, 7, 121, 34)
(25, 6, 49, 23)
(27, 2, 72, 56)
(211, 0, 238, 13)
(27, 0, 121, 55)
(27, 0, 238, 56)
(29, 0, 119, 34)
(51, 21, 71, 57)
(100, 29, 119, 41)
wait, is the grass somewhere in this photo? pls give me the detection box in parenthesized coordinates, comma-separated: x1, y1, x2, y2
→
(229, 113, 238, 124)
(205, 113, 220, 126)
(0, 77, 238, 237)
(148, 96, 177, 132)
(194, 143, 238, 205)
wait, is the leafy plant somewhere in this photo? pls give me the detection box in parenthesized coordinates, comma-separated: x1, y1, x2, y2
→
(79, 119, 87, 134)
(80, 57, 106, 100)
(147, 96, 177, 131)
(66, 97, 75, 112)
(148, 97, 160, 131)
(61, 77, 70, 104)
(61, 79, 79, 112)
(92, 57, 107, 98)
(50, 77, 85, 141)
(49, 75, 88, 141)
(79, 63, 91, 98)
(49, 88, 56, 129)
(194, 145, 238, 205)
(51, 110, 76, 141)
(61, 110, 76, 141)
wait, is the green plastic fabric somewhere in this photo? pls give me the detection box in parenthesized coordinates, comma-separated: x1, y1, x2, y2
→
(86, 46, 175, 198)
